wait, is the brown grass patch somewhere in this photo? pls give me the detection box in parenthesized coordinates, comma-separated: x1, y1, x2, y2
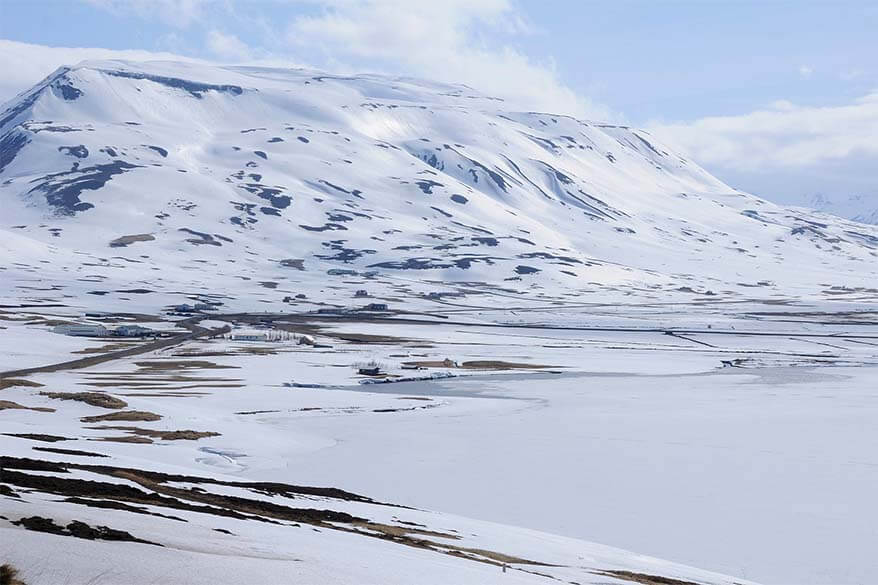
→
(82, 381, 176, 387)
(401, 360, 455, 368)
(12, 515, 159, 546)
(0, 400, 54, 413)
(88, 426, 219, 441)
(1, 563, 26, 585)
(3, 433, 70, 443)
(96, 435, 154, 444)
(238, 346, 280, 355)
(109, 233, 155, 247)
(40, 392, 127, 409)
(169, 351, 240, 358)
(118, 392, 210, 397)
(460, 360, 556, 370)
(402, 360, 557, 370)
(80, 410, 162, 423)
(0, 455, 552, 571)
(0, 379, 43, 390)
(593, 570, 701, 585)
(33, 446, 108, 458)
(353, 520, 460, 541)
(84, 375, 239, 383)
(134, 360, 236, 372)
(333, 332, 415, 344)
(72, 342, 140, 355)
(84, 382, 242, 390)
(449, 546, 547, 566)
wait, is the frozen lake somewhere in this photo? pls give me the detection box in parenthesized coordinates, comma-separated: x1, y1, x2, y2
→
(276, 366, 878, 584)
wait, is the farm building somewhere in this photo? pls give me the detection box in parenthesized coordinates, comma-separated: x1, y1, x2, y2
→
(173, 302, 215, 313)
(53, 323, 109, 337)
(426, 291, 464, 299)
(354, 289, 370, 297)
(232, 332, 268, 342)
(363, 303, 389, 312)
(113, 325, 155, 337)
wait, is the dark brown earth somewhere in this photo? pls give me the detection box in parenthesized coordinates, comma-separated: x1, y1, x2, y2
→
(0, 455, 564, 571)
(0, 401, 54, 413)
(80, 410, 162, 423)
(0, 379, 43, 390)
(3, 433, 71, 443)
(32, 447, 108, 458)
(594, 570, 703, 585)
(12, 516, 159, 546)
(0, 563, 27, 585)
(39, 392, 127, 409)
(86, 426, 219, 441)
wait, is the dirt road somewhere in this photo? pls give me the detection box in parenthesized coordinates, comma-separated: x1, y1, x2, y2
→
(0, 318, 229, 379)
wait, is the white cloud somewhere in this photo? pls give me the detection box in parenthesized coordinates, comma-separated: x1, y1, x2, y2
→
(840, 68, 864, 81)
(286, 0, 612, 119)
(0, 39, 310, 106)
(205, 30, 252, 61)
(82, 0, 210, 29)
(64, 0, 612, 119)
(0, 39, 205, 105)
(798, 65, 813, 79)
(649, 91, 878, 172)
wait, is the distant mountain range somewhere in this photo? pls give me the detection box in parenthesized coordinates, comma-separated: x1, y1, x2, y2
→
(804, 193, 878, 225)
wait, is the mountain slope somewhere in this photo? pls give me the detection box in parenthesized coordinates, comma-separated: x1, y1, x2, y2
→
(803, 193, 878, 225)
(1, 60, 877, 311)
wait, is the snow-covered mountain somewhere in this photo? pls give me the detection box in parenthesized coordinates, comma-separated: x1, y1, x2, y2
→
(2, 60, 877, 310)
(804, 193, 878, 225)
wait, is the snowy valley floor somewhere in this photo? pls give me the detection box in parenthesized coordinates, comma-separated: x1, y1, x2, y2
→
(1, 304, 877, 584)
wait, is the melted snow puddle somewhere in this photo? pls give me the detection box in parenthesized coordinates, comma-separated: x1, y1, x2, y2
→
(196, 446, 248, 470)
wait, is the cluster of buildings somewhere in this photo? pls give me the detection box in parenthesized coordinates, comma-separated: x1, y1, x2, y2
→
(53, 323, 157, 338)
(316, 302, 389, 316)
(171, 302, 218, 314)
(424, 291, 464, 300)
(230, 332, 268, 342)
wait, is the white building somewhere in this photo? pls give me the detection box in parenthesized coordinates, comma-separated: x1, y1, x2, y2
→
(231, 332, 268, 342)
(53, 323, 109, 337)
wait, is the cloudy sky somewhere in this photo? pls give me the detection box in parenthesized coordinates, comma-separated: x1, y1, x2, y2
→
(1, 0, 876, 206)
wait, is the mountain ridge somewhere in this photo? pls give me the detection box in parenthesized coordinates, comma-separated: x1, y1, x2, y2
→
(2, 60, 877, 311)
